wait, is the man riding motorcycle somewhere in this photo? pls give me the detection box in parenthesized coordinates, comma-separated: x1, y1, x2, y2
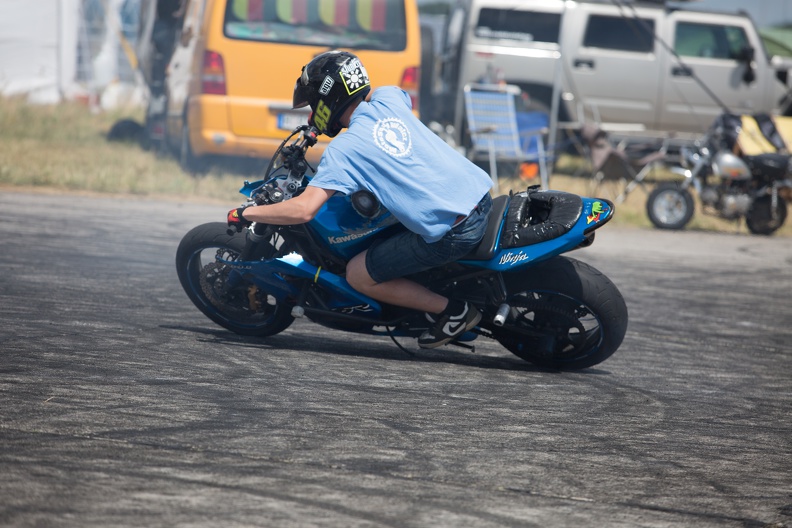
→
(227, 50, 493, 348)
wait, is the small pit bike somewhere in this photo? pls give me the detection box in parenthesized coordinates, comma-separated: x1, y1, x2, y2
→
(647, 115, 791, 235)
(176, 126, 628, 370)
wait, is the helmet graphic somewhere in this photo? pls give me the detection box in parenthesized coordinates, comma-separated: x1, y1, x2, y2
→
(293, 50, 371, 137)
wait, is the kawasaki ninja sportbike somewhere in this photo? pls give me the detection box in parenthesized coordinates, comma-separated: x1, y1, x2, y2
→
(176, 126, 628, 370)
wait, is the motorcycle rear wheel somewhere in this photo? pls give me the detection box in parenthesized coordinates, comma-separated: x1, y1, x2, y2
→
(745, 195, 787, 235)
(491, 257, 628, 370)
(646, 182, 694, 230)
(175, 222, 294, 336)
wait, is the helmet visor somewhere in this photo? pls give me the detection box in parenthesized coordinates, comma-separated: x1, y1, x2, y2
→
(292, 77, 311, 109)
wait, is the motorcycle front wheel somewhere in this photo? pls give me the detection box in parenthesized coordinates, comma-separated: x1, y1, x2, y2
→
(646, 182, 695, 230)
(175, 222, 294, 336)
(745, 195, 788, 235)
(490, 257, 628, 370)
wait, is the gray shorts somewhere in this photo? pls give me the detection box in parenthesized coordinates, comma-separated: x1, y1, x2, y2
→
(365, 194, 492, 284)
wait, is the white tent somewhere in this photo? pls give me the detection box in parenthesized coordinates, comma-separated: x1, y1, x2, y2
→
(0, 0, 82, 104)
(0, 0, 144, 107)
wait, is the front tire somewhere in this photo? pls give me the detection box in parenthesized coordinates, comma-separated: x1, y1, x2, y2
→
(745, 195, 787, 235)
(646, 182, 694, 230)
(490, 257, 628, 370)
(175, 222, 294, 336)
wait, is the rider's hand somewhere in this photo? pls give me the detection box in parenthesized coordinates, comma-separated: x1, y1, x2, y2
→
(227, 206, 252, 232)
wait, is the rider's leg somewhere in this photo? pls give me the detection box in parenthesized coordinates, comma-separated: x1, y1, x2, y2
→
(346, 252, 448, 314)
(347, 254, 482, 348)
(345, 194, 491, 314)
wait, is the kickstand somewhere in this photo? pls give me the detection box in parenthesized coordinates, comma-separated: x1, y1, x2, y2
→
(449, 340, 476, 353)
(386, 327, 417, 358)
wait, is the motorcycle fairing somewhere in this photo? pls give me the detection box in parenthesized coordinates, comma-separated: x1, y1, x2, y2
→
(241, 178, 399, 260)
(459, 197, 614, 271)
(240, 179, 268, 197)
(307, 193, 399, 259)
(222, 252, 384, 317)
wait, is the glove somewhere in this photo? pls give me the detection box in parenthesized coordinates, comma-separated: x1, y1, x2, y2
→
(227, 206, 252, 232)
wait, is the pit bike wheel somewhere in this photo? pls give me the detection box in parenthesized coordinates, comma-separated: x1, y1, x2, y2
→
(745, 195, 787, 235)
(646, 182, 694, 230)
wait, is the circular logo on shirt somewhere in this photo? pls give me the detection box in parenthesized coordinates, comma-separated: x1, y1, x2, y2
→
(372, 118, 412, 158)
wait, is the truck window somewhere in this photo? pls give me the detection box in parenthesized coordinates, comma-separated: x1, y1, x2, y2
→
(583, 15, 654, 53)
(224, 0, 407, 51)
(674, 22, 749, 60)
(474, 8, 561, 44)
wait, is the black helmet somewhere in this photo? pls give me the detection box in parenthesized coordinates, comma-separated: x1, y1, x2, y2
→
(293, 50, 371, 137)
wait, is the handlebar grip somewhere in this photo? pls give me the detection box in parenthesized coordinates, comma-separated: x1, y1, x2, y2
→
(302, 127, 319, 147)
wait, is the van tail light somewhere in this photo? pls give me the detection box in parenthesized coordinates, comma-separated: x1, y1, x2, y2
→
(400, 66, 420, 109)
(202, 50, 227, 95)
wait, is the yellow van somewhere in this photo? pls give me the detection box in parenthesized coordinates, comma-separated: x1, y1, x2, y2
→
(159, 0, 422, 171)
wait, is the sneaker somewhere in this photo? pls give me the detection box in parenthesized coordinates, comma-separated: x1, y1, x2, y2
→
(418, 302, 482, 349)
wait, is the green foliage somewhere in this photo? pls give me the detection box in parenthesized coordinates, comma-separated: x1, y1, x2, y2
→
(760, 27, 792, 57)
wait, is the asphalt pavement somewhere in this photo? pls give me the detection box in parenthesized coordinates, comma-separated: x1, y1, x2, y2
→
(0, 190, 790, 527)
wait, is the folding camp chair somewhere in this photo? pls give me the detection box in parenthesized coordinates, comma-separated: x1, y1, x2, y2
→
(463, 83, 550, 193)
(581, 124, 668, 203)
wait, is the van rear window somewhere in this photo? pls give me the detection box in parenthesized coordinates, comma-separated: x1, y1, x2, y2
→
(474, 8, 561, 44)
(224, 0, 407, 51)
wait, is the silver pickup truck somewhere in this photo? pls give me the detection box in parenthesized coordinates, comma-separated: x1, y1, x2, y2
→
(427, 0, 792, 142)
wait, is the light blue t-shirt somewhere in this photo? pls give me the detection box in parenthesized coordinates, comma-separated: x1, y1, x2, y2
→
(308, 86, 493, 243)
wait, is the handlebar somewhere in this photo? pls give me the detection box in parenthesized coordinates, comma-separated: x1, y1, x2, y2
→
(251, 125, 321, 206)
(296, 125, 320, 149)
(278, 125, 320, 172)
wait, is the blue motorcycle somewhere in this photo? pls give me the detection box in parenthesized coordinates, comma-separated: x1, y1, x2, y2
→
(176, 126, 628, 370)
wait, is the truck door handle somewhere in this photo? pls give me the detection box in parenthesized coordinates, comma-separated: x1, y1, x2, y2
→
(574, 59, 595, 69)
(672, 66, 693, 77)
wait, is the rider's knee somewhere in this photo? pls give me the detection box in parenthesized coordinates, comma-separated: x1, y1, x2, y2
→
(346, 255, 368, 291)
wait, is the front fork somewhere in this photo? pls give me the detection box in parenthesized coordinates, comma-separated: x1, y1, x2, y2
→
(669, 164, 700, 194)
(238, 223, 275, 261)
(226, 223, 275, 293)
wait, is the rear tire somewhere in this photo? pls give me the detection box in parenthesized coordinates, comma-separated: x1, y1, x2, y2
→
(646, 182, 694, 230)
(175, 223, 294, 336)
(745, 195, 787, 235)
(490, 257, 628, 370)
